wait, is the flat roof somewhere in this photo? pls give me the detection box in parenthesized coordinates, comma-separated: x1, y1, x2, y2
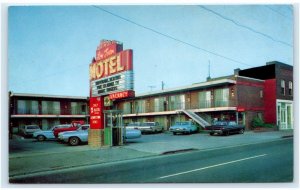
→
(10, 92, 88, 100)
(135, 78, 236, 98)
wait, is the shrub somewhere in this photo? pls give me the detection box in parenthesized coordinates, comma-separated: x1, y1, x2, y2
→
(252, 117, 264, 128)
(252, 117, 275, 129)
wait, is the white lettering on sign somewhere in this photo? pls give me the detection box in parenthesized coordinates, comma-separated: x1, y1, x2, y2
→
(91, 71, 134, 97)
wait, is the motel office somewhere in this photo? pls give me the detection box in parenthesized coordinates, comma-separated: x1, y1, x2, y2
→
(9, 61, 293, 134)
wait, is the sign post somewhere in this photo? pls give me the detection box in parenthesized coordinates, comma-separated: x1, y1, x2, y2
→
(88, 40, 134, 148)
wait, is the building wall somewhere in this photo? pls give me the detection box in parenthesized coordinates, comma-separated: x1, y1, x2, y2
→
(236, 77, 265, 111)
(264, 79, 276, 124)
(9, 94, 89, 134)
(275, 63, 293, 100)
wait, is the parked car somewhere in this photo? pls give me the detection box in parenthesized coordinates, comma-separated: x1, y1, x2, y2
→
(126, 122, 163, 133)
(138, 122, 163, 133)
(19, 125, 41, 137)
(53, 124, 77, 138)
(125, 129, 142, 139)
(126, 122, 141, 130)
(58, 126, 141, 146)
(206, 121, 245, 136)
(169, 121, 198, 135)
(58, 124, 90, 146)
(33, 124, 72, 141)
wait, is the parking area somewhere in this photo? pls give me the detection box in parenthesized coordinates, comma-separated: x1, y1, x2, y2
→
(10, 130, 293, 157)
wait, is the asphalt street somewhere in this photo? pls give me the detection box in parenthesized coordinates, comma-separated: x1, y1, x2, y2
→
(10, 138, 293, 184)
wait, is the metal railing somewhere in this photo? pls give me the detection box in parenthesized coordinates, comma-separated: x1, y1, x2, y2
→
(15, 108, 87, 115)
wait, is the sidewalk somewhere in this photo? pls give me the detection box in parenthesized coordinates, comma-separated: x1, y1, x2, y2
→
(9, 130, 293, 177)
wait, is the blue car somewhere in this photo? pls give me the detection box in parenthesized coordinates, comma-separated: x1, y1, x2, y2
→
(59, 126, 141, 146)
(169, 121, 198, 135)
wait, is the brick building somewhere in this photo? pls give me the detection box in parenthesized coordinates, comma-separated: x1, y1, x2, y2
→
(113, 61, 293, 130)
(9, 92, 89, 135)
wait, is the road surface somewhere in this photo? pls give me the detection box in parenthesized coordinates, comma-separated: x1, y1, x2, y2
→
(10, 138, 293, 183)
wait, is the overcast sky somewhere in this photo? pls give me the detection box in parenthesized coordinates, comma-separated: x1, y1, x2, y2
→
(8, 5, 293, 96)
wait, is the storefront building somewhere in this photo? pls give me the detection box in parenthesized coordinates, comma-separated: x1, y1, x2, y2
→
(9, 92, 89, 135)
(113, 61, 293, 131)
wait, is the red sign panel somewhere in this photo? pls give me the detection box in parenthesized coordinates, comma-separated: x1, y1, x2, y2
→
(89, 49, 133, 81)
(237, 107, 245, 112)
(89, 96, 104, 129)
(109, 90, 135, 100)
(96, 42, 121, 61)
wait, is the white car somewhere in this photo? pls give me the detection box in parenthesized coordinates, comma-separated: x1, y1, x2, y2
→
(127, 122, 163, 133)
(19, 125, 41, 137)
(33, 124, 72, 141)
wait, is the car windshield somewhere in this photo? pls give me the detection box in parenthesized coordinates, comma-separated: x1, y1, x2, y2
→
(176, 122, 190, 125)
(228, 121, 237, 126)
(127, 123, 139, 126)
(213, 121, 228, 126)
(79, 125, 90, 130)
(27, 126, 39, 129)
(142, 122, 155, 126)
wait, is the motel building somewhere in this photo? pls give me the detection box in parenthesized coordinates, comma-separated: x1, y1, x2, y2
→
(8, 92, 89, 136)
(112, 61, 293, 131)
(8, 40, 293, 143)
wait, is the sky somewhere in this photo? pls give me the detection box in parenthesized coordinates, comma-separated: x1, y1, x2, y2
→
(8, 4, 294, 97)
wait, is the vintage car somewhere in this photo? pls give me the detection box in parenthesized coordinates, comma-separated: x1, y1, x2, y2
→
(53, 124, 78, 138)
(19, 125, 41, 137)
(206, 121, 245, 136)
(125, 129, 142, 139)
(58, 126, 141, 146)
(125, 122, 141, 130)
(58, 124, 90, 146)
(126, 122, 163, 133)
(169, 121, 198, 135)
(33, 124, 81, 141)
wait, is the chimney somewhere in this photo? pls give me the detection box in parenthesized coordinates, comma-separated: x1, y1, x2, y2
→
(234, 68, 240, 76)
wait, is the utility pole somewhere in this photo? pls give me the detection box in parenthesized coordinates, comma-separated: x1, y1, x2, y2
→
(161, 81, 165, 90)
(207, 60, 211, 81)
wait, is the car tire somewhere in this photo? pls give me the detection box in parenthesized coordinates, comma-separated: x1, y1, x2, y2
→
(224, 131, 229, 136)
(209, 132, 214, 136)
(173, 132, 177, 135)
(239, 129, 244, 134)
(37, 135, 45, 141)
(69, 137, 80, 146)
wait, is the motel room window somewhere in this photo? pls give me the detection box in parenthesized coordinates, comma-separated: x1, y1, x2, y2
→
(169, 94, 185, 110)
(281, 80, 285, 95)
(260, 90, 263, 98)
(198, 91, 211, 108)
(154, 97, 166, 112)
(42, 101, 61, 115)
(288, 81, 293, 96)
(214, 88, 229, 107)
(71, 102, 86, 115)
(134, 100, 146, 113)
(17, 100, 39, 114)
(17, 100, 26, 114)
(123, 102, 132, 114)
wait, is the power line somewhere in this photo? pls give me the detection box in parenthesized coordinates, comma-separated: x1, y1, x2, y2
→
(264, 5, 292, 20)
(198, 5, 292, 48)
(92, 5, 252, 67)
